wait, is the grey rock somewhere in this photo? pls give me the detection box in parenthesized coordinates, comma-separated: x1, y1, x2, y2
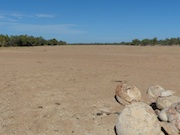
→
(156, 96, 180, 110)
(147, 85, 175, 98)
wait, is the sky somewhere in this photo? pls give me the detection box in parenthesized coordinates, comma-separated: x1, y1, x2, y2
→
(0, 0, 180, 43)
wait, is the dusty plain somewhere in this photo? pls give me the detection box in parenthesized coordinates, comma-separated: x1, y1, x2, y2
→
(0, 45, 180, 135)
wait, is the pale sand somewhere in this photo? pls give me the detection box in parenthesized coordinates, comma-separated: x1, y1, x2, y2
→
(0, 45, 180, 135)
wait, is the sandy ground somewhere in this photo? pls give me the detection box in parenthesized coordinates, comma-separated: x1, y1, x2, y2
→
(0, 45, 180, 135)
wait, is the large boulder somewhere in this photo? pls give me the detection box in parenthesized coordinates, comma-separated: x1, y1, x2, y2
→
(115, 83, 142, 106)
(115, 102, 161, 135)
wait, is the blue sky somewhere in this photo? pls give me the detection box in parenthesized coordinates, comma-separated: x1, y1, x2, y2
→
(0, 0, 180, 43)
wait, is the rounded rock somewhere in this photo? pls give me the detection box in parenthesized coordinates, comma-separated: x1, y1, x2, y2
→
(147, 85, 165, 98)
(115, 83, 142, 106)
(147, 85, 174, 98)
(115, 102, 161, 135)
(156, 96, 180, 110)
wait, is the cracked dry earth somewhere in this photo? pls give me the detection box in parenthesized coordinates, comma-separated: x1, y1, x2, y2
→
(0, 45, 180, 135)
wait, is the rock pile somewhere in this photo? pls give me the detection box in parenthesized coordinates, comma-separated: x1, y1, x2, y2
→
(115, 83, 180, 135)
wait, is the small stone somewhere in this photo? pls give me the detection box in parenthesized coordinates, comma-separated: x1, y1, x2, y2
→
(98, 108, 111, 115)
(160, 90, 175, 97)
(54, 103, 61, 105)
(96, 113, 103, 116)
(38, 106, 43, 109)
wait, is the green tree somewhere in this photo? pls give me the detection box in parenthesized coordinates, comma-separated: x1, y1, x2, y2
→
(47, 38, 59, 45)
(152, 37, 158, 45)
(0, 34, 9, 47)
(132, 39, 140, 45)
(58, 40, 66, 45)
(141, 39, 150, 46)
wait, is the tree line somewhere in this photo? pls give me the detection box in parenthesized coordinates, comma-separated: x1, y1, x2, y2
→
(0, 34, 66, 47)
(71, 37, 180, 46)
(1, 34, 180, 47)
(124, 37, 180, 46)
